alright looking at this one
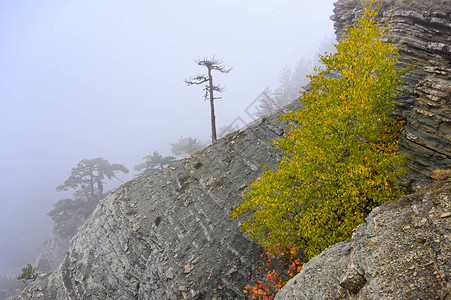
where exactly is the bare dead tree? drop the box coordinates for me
[185,57,231,143]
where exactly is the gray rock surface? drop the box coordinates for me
[35,211,90,273]
[9,102,299,300]
[332,0,451,189]
[34,231,72,274]
[276,178,451,299]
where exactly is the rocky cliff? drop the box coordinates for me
[275,1,451,299]
[35,231,73,274]
[10,0,450,299]
[276,178,451,300]
[9,102,297,300]
[35,204,96,273]
[332,0,451,189]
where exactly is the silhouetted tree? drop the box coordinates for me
[134,151,176,176]
[47,198,99,236]
[57,158,128,200]
[170,136,206,157]
[185,57,231,143]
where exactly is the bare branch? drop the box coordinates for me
[184,74,208,86]
[195,56,231,73]
[213,84,225,93]
[213,65,232,73]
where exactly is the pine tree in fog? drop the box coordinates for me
[170,136,206,157]
[134,151,176,176]
[57,158,129,200]
[185,57,231,143]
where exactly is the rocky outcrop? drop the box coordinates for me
[9,1,450,299]
[276,178,451,299]
[36,206,94,273]
[9,102,298,300]
[35,231,73,273]
[274,2,451,298]
[332,0,451,189]
[35,197,101,273]
[277,2,451,298]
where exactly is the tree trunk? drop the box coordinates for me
[208,67,217,143]
[96,177,103,200]
[89,170,95,198]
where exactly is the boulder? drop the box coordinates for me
[276,178,451,299]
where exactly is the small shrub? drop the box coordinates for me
[17,264,39,285]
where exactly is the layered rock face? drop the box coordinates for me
[9,102,297,300]
[332,0,451,188]
[36,209,92,273]
[275,1,451,298]
[35,231,74,274]
[276,178,451,299]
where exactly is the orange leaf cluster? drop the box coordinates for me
[243,246,304,299]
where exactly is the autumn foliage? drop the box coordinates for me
[231,0,407,273]
[243,246,302,299]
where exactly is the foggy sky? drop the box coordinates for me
[0,0,336,276]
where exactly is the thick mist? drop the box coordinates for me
[0,0,335,278]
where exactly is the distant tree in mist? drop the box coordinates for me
[47,198,98,236]
[255,87,278,117]
[254,36,335,117]
[312,36,337,69]
[56,158,129,200]
[292,57,313,91]
[185,57,231,143]
[255,65,309,117]
[274,66,299,104]
[218,124,240,139]
[170,136,206,157]
[254,70,299,117]
[134,151,176,176]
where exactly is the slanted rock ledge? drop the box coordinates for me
[276,178,451,300]
[9,102,299,300]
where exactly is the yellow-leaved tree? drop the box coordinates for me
[231,1,407,261]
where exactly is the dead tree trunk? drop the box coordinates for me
[207,67,217,143]
[185,57,231,144]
